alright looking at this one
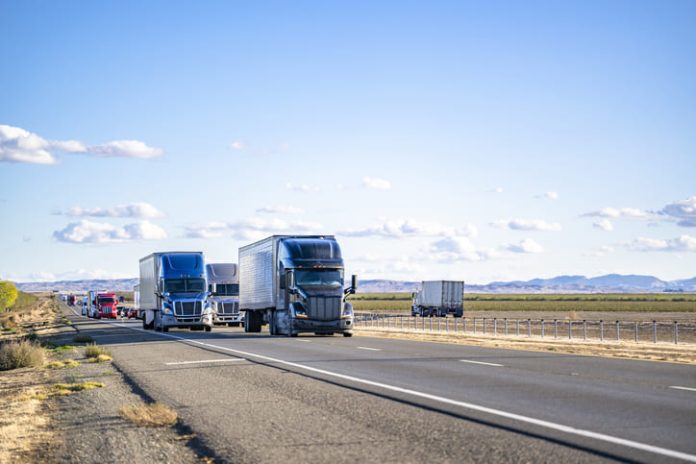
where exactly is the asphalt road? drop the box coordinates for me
[64,307,696,464]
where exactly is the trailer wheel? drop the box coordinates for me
[162,326,169,333]
[343,332,353,337]
[204,326,211,332]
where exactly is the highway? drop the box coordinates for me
[64,307,696,463]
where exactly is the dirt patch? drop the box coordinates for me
[356,328,696,364]
[120,403,178,427]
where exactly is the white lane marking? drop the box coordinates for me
[165,359,244,366]
[460,359,504,367]
[357,346,381,351]
[75,310,696,463]
[669,385,696,392]
[295,339,311,343]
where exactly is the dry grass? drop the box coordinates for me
[84,344,110,359]
[46,359,80,369]
[119,403,178,427]
[0,341,46,371]
[50,381,104,396]
[73,334,94,344]
[87,354,112,363]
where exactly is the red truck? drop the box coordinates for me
[96,292,118,319]
[67,295,77,306]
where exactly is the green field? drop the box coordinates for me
[348,293,696,313]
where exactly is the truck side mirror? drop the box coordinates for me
[287,271,296,293]
[351,274,358,294]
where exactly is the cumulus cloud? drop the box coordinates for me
[626,235,696,252]
[286,182,320,193]
[581,207,652,219]
[593,219,614,232]
[256,205,304,215]
[0,124,162,164]
[362,177,392,190]
[339,219,478,239]
[428,237,497,262]
[658,196,696,227]
[62,202,164,219]
[535,191,559,200]
[501,239,544,254]
[491,218,562,232]
[53,220,167,243]
[184,217,323,241]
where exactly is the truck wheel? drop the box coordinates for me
[204,326,211,332]
[162,326,169,333]
[343,332,353,337]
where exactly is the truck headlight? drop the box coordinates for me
[162,303,173,315]
[342,302,353,319]
[291,302,308,319]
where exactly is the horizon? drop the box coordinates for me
[1,1,695,283]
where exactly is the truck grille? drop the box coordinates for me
[175,301,202,316]
[218,302,239,315]
[307,297,341,321]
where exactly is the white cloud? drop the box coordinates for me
[626,235,696,252]
[184,217,323,241]
[491,218,562,232]
[53,220,167,243]
[659,196,696,227]
[535,191,559,200]
[593,219,614,232]
[501,239,544,254]
[489,187,504,194]
[429,237,493,262]
[584,245,615,257]
[0,124,162,164]
[362,177,392,190]
[256,205,304,215]
[229,141,245,150]
[339,219,478,239]
[64,202,164,219]
[286,182,320,193]
[582,207,652,219]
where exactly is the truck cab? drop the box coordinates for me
[97,292,118,319]
[206,263,242,326]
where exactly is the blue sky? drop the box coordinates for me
[1,0,695,283]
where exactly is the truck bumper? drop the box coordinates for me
[291,318,353,334]
[161,314,213,329]
[213,313,244,324]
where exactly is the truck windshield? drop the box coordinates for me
[98,297,115,305]
[295,270,343,289]
[163,278,206,293]
[214,284,239,296]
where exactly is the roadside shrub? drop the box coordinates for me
[0,340,46,370]
[51,381,104,396]
[88,353,112,363]
[46,359,80,369]
[84,344,110,359]
[119,403,177,427]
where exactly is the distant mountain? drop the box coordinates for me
[12,274,696,294]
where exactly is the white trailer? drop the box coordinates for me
[412,280,464,317]
[206,263,242,326]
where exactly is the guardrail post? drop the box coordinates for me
[463,317,467,333]
[400,316,404,331]
[473,318,477,334]
[504,318,508,335]
[516,319,520,336]
[634,321,638,343]
[554,319,558,339]
[483,318,487,335]
[652,320,657,343]
[616,320,620,341]
[583,320,587,340]
[494,318,497,336]
[527,319,531,337]
[454,317,458,333]
[674,321,679,345]
[422,316,425,332]
[600,320,604,341]
[437,318,441,332]
[446,317,449,333]
[430,317,433,332]
[568,320,572,339]
[541,319,545,338]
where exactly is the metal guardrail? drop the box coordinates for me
[353,313,693,345]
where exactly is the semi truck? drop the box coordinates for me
[96,292,118,319]
[239,235,357,337]
[206,263,243,326]
[139,251,213,332]
[411,280,464,317]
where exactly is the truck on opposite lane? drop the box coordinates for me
[239,235,357,336]
[411,280,464,317]
[139,252,213,332]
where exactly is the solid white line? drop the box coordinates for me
[357,346,382,351]
[79,311,696,463]
[165,359,244,366]
[460,359,504,367]
[295,339,311,342]
[669,385,696,392]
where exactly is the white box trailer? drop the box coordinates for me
[412,280,464,317]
